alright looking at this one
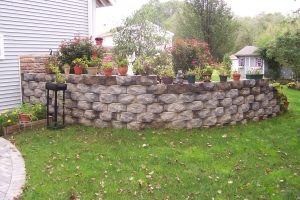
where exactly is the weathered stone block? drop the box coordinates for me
[91,85,106,94]
[187,118,202,129]
[168,103,186,112]
[203,117,217,126]
[255,109,264,117]
[231,81,243,89]
[77,84,91,93]
[217,114,232,124]
[85,93,99,102]
[232,96,244,105]
[273,105,280,113]
[260,100,269,109]
[226,89,239,98]
[202,82,217,91]
[39,96,47,105]
[105,76,117,85]
[159,112,177,122]
[243,79,256,87]
[197,109,211,118]
[146,84,167,94]
[29,96,38,104]
[232,113,243,121]
[44,74,53,82]
[179,93,195,102]
[118,112,135,122]
[66,83,77,93]
[65,99,77,108]
[35,73,46,82]
[137,112,155,122]
[78,118,93,126]
[127,85,147,94]
[239,88,250,96]
[136,75,157,85]
[251,87,260,95]
[203,99,219,109]
[252,117,259,122]
[219,98,232,107]
[264,107,273,115]
[260,86,269,94]
[177,111,193,120]
[212,90,226,100]
[24,88,35,96]
[38,82,46,90]
[269,99,277,107]
[92,102,108,111]
[24,73,36,81]
[187,83,204,93]
[251,102,260,111]
[28,81,38,90]
[245,110,254,119]
[77,101,92,110]
[245,95,254,104]
[100,94,117,103]
[238,104,250,113]
[84,110,97,119]
[116,75,136,86]
[217,82,232,90]
[108,103,127,112]
[256,78,269,86]
[158,94,177,104]
[255,94,265,102]
[167,84,188,94]
[100,111,113,121]
[166,120,186,129]
[213,107,224,117]
[225,105,237,115]
[106,85,126,94]
[94,119,110,128]
[266,92,273,100]
[34,89,44,97]
[195,91,211,101]
[71,92,85,101]
[147,103,164,113]
[65,115,78,124]
[127,122,142,130]
[118,94,135,104]
[111,121,126,128]
[67,74,83,84]
[137,94,155,104]
[186,101,203,110]
[127,104,146,113]
[71,108,84,118]
[82,75,104,85]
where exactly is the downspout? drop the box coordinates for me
[88,0,95,38]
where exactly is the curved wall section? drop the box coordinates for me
[22,74,280,130]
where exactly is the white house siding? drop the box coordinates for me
[0,0,90,112]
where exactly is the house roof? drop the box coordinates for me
[96,0,115,7]
[234,46,259,57]
[230,55,237,60]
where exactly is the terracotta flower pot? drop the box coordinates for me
[64,67,70,75]
[118,66,128,76]
[19,113,30,122]
[232,73,241,81]
[87,67,97,75]
[162,77,173,84]
[74,66,83,75]
[103,68,113,76]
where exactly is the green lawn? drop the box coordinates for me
[9,87,300,200]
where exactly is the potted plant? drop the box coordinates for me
[62,64,70,75]
[17,103,34,122]
[232,70,241,81]
[72,58,88,75]
[158,66,175,84]
[133,58,146,75]
[217,66,229,82]
[86,55,100,75]
[246,68,264,79]
[117,58,129,76]
[202,65,214,82]
[185,68,197,84]
[101,62,114,76]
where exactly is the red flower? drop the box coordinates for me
[191,60,196,65]
[93,54,97,58]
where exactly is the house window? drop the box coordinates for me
[239,57,244,66]
[0,35,4,59]
[256,58,262,67]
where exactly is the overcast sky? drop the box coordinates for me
[96,0,300,34]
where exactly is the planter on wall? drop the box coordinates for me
[162,77,173,84]
[246,74,264,79]
[187,75,196,83]
[202,72,212,82]
[232,73,241,81]
[118,66,128,76]
[74,66,83,75]
[103,68,113,76]
[219,75,227,82]
[87,67,97,75]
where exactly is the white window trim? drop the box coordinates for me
[0,35,4,59]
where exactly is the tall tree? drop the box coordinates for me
[175,0,238,61]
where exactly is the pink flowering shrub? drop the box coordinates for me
[170,38,213,72]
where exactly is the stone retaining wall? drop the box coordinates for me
[22,73,280,130]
